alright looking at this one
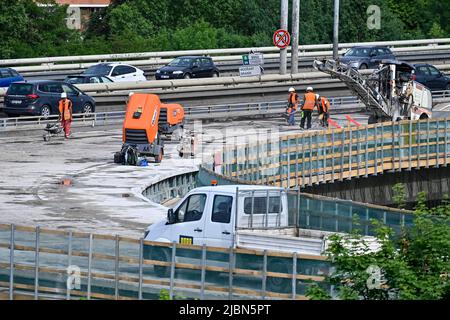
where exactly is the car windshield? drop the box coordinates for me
[84,64,112,75]
[344,48,371,57]
[7,83,33,95]
[168,58,193,67]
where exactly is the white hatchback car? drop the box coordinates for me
[83,63,147,82]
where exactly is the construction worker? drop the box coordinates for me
[59,92,73,139]
[318,95,331,127]
[299,86,318,130]
[286,87,299,126]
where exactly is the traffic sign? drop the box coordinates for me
[249,53,264,66]
[273,29,290,49]
[239,65,262,77]
[242,54,250,65]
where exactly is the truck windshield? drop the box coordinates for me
[243,196,281,214]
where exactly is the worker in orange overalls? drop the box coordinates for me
[318,95,331,127]
[286,87,299,126]
[59,92,73,139]
[299,86,318,130]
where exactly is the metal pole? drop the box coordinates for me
[114,235,120,300]
[138,238,144,300]
[228,246,234,300]
[280,0,289,75]
[262,250,267,299]
[333,0,340,60]
[34,226,40,300]
[87,234,93,300]
[66,231,72,300]
[250,190,255,228]
[200,244,206,300]
[9,224,15,300]
[265,190,270,228]
[169,242,176,300]
[292,252,297,299]
[291,0,300,74]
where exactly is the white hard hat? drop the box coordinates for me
[129,91,134,97]
[288,87,295,92]
[61,92,67,99]
[306,86,313,91]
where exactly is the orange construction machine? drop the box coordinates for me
[159,103,185,135]
[114,93,186,165]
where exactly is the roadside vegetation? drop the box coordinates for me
[1,0,449,59]
[306,191,450,300]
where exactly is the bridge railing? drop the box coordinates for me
[0,223,330,300]
[217,118,450,189]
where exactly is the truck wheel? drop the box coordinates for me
[146,247,171,278]
[155,149,164,163]
[267,259,291,293]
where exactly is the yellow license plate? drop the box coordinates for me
[179,236,193,245]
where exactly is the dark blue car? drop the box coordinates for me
[413,63,450,91]
[339,46,396,70]
[0,68,24,89]
[156,56,220,80]
[3,80,96,118]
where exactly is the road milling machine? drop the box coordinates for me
[313,59,432,123]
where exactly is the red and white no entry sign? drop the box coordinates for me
[273,29,291,49]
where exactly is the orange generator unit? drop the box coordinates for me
[114,93,164,164]
[159,103,185,135]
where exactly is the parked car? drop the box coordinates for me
[155,56,220,80]
[82,63,146,82]
[64,74,114,85]
[0,68,24,88]
[3,80,96,118]
[339,46,396,70]
[412,63,450,91]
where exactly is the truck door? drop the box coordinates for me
[203,194,234,248]
[170,192,209,245]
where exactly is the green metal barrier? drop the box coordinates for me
[0,224,330,300]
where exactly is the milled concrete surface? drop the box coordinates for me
[0,114,368,237]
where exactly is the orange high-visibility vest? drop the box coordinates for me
[59,99,73,120]
[302,92,316,110]
[288,92,298,111]
[320,97,330,113]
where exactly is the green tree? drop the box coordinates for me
[392,183,407,209]
[307,197,450,300]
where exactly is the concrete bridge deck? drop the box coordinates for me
[2,115,364,237]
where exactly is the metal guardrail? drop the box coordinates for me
[0,95,370,132]
[0,223,330,300]
[2,91,450,132]
[9,45,450,75]
[1,38,448,67]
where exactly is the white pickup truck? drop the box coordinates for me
[143,185,328,291]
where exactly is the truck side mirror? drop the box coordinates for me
[167,208,177,224]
